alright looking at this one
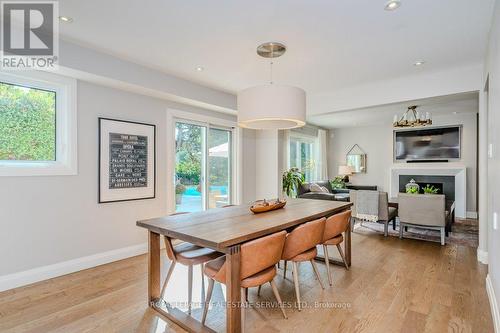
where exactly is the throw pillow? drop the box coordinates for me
[310,183,329,193]
[320,186,330,193]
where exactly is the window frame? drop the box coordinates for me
[166,108,241,214]
[0,71,77,176]
[288,132,317,182]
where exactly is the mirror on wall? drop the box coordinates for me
[346,144,366,173]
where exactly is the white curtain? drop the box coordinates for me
[315,129,328,181]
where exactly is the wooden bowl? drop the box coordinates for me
[250,199,287,214]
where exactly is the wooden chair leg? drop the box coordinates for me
[392,218,397,230]
[200,263,205,303]
[323,245,332,286]
[292,262,301,311]
[270,279,288,319]
[336,244,349,270]
[257,285,262,296]
[310,260,325,289]
[160,260,176,300]
[283,260,288,279]
[201,278,215,325]
[188,265,193,314]
[241,288,246,333]
[245,287,249,301]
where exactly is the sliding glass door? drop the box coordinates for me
[208,127,231,209]
[174,120,232,212]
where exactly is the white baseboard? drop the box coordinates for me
[478,248,489,264]
[487,274,500,333]
[0,243,149,292]
[466,211,478,219]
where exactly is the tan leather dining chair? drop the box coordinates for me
[201,231,288,327]
[161,212,224,315]
[321,210,352,286]
[281,217,326,311]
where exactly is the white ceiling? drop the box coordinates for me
[58,0,494,113]
[308,92,478,128]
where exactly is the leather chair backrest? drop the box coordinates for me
[240,230,286,280]
[281,218,326,260]
[214,231,287,282]
[323,210,352,242]
[398,193,446,227]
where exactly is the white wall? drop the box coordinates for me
[241,128,257,203]
[484,0,500,329]
[255,130,280,199]
[0,79,245,286]
[328,113,478,214]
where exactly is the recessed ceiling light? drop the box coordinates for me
[59,16,73,23]
[384,0,401,11]
[414,60,425,66]
[195,66,204,72]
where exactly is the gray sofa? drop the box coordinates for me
[297,181,377,201]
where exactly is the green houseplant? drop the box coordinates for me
[175,183,187,204]
[282,168,305,198]
[330,176,347,189]
[422,184,439,194]
[406,186,419,194]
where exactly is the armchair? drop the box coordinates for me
[398,193,447,245]
[350,191,397,236]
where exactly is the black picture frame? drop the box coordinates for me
[98,117,156,203]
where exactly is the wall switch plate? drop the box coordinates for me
[488,144,494,158]
[494,212,498,230]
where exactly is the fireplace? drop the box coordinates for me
[399,175,455,201]
[390,167,466,218]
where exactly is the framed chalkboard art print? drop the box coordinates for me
[98,118,156,203]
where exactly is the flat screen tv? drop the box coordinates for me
[394,125,461,161]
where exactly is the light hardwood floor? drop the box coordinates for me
[0,230,493,333]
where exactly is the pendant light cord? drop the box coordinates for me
[270,61,274,85]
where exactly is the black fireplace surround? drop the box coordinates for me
[399,175,455,201]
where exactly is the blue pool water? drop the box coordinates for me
[184,185,228,196]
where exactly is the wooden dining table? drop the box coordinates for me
[137,198,352,333]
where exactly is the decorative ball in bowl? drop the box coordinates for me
[250,199,287,214]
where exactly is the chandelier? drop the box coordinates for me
[393,105,432,128]
[237,42,306,130]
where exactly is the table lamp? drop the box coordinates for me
[338,165,354,183]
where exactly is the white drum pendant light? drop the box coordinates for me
[237,42,306,130]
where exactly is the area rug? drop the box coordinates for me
[353,218,478,247]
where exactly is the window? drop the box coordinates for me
[174,120,233,212]
[0,82,56,161]
[0,71,77,176]
[289,134,316,181]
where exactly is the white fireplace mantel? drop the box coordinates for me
[390,166,467,218]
